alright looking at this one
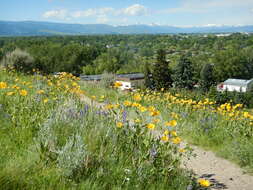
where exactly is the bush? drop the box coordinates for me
[1,49,35,73]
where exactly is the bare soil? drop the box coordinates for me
[183,144,253,190]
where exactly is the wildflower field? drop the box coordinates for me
[0,69,213,190]
[82,81,253,174]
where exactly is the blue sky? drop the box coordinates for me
[1,0,253,26]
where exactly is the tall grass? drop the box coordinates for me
[0,69,200,190]
[81,82,253,173]
[128,90,253,173]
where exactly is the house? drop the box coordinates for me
[115,73,145,91]
[217,79,253,92]
[80,73,145,90]
[80,75,102,82]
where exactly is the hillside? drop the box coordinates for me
[1,21,253,36]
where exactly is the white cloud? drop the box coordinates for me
[41,4,149,25]
[71,4,148,19]
[72,7,114,18]
[96,15,109,23]
[120,4,148,16]
[163,0,253,14]
[43,9,68,19]
[72,9,96,18]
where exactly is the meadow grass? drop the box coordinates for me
[0,70,201,190]
[81,83,253,174]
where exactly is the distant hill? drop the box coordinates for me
[0,21,253,36]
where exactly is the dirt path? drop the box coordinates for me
[183,145,253,190]
[79,94,253,190]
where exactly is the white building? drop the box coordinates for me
[217,79,253,92]
[118,81,132,90]
[115,73,145,91]
[80,73,145,91]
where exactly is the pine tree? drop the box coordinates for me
[200,63,215,92]
[143,63,153,89]
[152,49,172,90]
[173,55,194,89]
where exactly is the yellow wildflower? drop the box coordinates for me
[146,123,155,130]
[123,101,132,107]
[148,106,156,112]
[19,90,28,96]
[198,179,211,187]
[133,93,142,101]
[6,91,15,96]
[116,122,123,128]
[139,106,147,112]
[132,102,141,108]
[161,135,169,142]
[37,90,45,94]
[165,120,177,127]
[172,137,181,144]
[114,81,122,88]
[12,85,20,89]
[150,110,160,117]
[243,112,250,118]
[171,112,179,119]
[43,99,49,103]
[134,119,141,123]
[0,82,7,89]
[163,130,169,135]
[105,104,114,110]
[72,82,78,87]
[171,131,177,136]
[179,148,186,153]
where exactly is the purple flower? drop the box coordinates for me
[150,145,157,160]
[122,110,127,123]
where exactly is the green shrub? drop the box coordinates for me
[1,49,35,73]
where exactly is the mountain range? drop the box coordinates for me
[1,21,253,36]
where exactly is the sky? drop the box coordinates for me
[1,0,253,26]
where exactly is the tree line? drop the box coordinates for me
[0,33,253,89]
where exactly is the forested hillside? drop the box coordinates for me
[1,21,253,36]
[1,33,253,82]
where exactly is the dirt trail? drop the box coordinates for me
[79,94,253,190]
[183,144,253,190]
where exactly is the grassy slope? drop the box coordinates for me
[0,71,196,190]
[81,82,253,174]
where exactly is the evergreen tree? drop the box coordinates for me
[208,86,218,100]
[200,63,215,92]
[143,63,153,89]
[152,49,172,90]
[173,55,194,89]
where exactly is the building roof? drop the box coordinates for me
[117,73,144,80]
[80,73,144,81]
[223,79,253,87]
[80,75,102,81]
